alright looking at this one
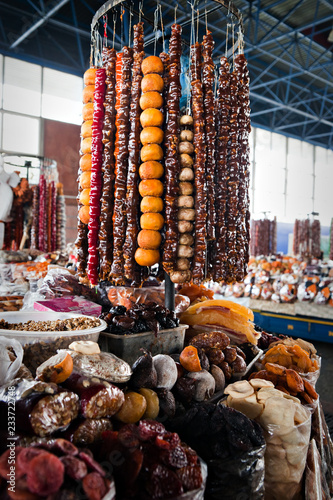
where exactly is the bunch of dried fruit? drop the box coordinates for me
[99,420,203,499]
[250,362,318,405]
[262,343,319,373]
[189,331,247,380]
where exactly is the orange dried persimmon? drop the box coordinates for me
[179,346,201,372]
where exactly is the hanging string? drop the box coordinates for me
[225,23,229,57]
[238,25,244,54]
[129,3,133,47]
[120,6,125,48]
[232,22,235,70]
[187,0,195,114]
[196,9,199,44]
[113,12,116,49]
[159,4,165,53]
[139,1,143,23]
[153,5,159,56]
[205,5,208,34]
[174,3,178,24]
[103,14,108,49]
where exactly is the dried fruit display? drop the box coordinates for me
[75,22,251,286]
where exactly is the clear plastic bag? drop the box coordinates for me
[304,439,324,500]
[260,400,311,500]
[106,286,190,315]
[0,336,23,385]
[311,400,333,498]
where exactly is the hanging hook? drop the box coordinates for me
[159,4,165,53]
[153,5,159,56]
[113,12,117,49]
[103,14,108,48]
[139,1,144,23]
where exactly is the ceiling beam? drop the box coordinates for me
[10,0,70,49]
[250,91,333,128]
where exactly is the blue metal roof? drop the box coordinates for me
[0,0,332,149]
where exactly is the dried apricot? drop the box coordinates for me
[179,346,201,372]
[140,196,163,213]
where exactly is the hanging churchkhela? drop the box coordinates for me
[75,10,251,287]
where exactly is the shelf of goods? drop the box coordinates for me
[0,298,332,499]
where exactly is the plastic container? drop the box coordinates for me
[99,324,188,365]
[0,311,106,373]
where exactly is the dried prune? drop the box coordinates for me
[196,347,210,371]
[223,346,237,364]
[176,464,202,491]
[109,305,127,316]
[231,355,247,373]
[131,350,157,389]
[206,348,225,365]
[220,361,232,380]
[156,389,176,419]
[173,377,196,404]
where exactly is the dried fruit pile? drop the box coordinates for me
[168,403,265,499]
[99,419,204,499]
[101,301,179,335]
[0,438,113,500]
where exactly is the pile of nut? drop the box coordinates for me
[0,317,101,332]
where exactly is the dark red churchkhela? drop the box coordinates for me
[202,31,216,243]
[123,23,145,284]
[99,47,117,281]
[225,70,240,282]
[213,57,230,282]
[234,53,251,278]
[87,68,106,286]
[191,42,207,284]
[162,24,182,275]
[30,185,39,249]
[111,47,133,284]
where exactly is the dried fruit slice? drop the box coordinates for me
[179,346,201,372]
[224,380,254,399]
[36,351,73,384]
[68,341,100,355]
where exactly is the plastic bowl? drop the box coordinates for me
[0,311,107,374]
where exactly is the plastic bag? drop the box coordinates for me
[260,399,311,500]
[21,268,107,310]
[106,286,190,315]
[304,439,324,500]
[168,403,266,500]
[0,336,23,385]
[300,354,321,387]
[311,400,333,498]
